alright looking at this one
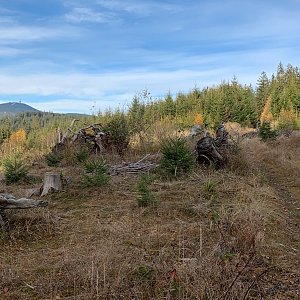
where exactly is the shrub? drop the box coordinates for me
[3,156,28,184]
[136,174,157,207]
[278,109,297,130]
[75,148,89,163]
[160,137,194,177]
[102,112,130,155]
[45,152,62,167]
[259,122,276,140]
[82,158,110,187]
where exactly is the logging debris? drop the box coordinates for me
[54,119,129,155]
[109,161,159,175]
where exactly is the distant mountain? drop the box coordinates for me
[0,102,91,120]
[0,102,39,117]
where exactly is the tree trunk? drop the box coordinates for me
[41,172,62,196]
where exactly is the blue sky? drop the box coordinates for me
[0,0,299,114]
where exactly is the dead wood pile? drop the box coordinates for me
[109,161,158,175]
[55,119,106,154]
[54,119,129,156]
[108,154,158,175]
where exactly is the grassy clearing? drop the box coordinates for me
[0,131,299,299]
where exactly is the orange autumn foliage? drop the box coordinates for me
[260,96,273,123]
[9,128,27,144]
[194,113,204,125]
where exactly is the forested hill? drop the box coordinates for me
[0,102,39,117]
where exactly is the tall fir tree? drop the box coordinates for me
[256,71,270,114]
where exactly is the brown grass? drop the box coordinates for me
[0,131,299,299]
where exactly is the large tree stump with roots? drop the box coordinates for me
[41,172,62,196]
[196,123,230,169]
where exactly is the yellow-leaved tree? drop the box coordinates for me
[260,96,273,124]
[194,113,204,125]
[9,128,27,144]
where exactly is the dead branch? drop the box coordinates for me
[242,268,269,300]
[221,253,255,300]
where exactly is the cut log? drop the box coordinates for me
[41,172,62,196]
[0,194,48,209]
[0,193,48,231]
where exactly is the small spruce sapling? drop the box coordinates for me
[136,174,157,207]
[82,158,110,187]
[160,137,194,178]
[3,155,28,184]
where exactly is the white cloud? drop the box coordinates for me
[26,94,134,114]
[64,7,116,23]
[0,46,30,56]
[0,45,298,102]
[96,0,180,15]
[0,67,228,98]
[0,25,79,45]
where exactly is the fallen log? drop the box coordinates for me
[0,194,48,209]
[0,193,48,231]
[54,119,105,154]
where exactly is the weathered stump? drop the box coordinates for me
[196,135,223,167]
[196,124,229,169]
[41,172,62,196]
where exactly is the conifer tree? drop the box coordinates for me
[128,96,145,134]
[256,71,270,114]
[164,92,176,117]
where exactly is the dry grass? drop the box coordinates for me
[0,132,299,299]
[242,132,300,273]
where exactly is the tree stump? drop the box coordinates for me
[41,172,62,196]
[196,135,223,166]
[195,124,230,169]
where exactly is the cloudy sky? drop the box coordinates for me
[0,0,299,113]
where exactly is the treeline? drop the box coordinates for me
[0,63,299,154]
[0,112,92,145]
[124,62,300,130]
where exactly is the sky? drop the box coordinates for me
[0,0,299,114]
